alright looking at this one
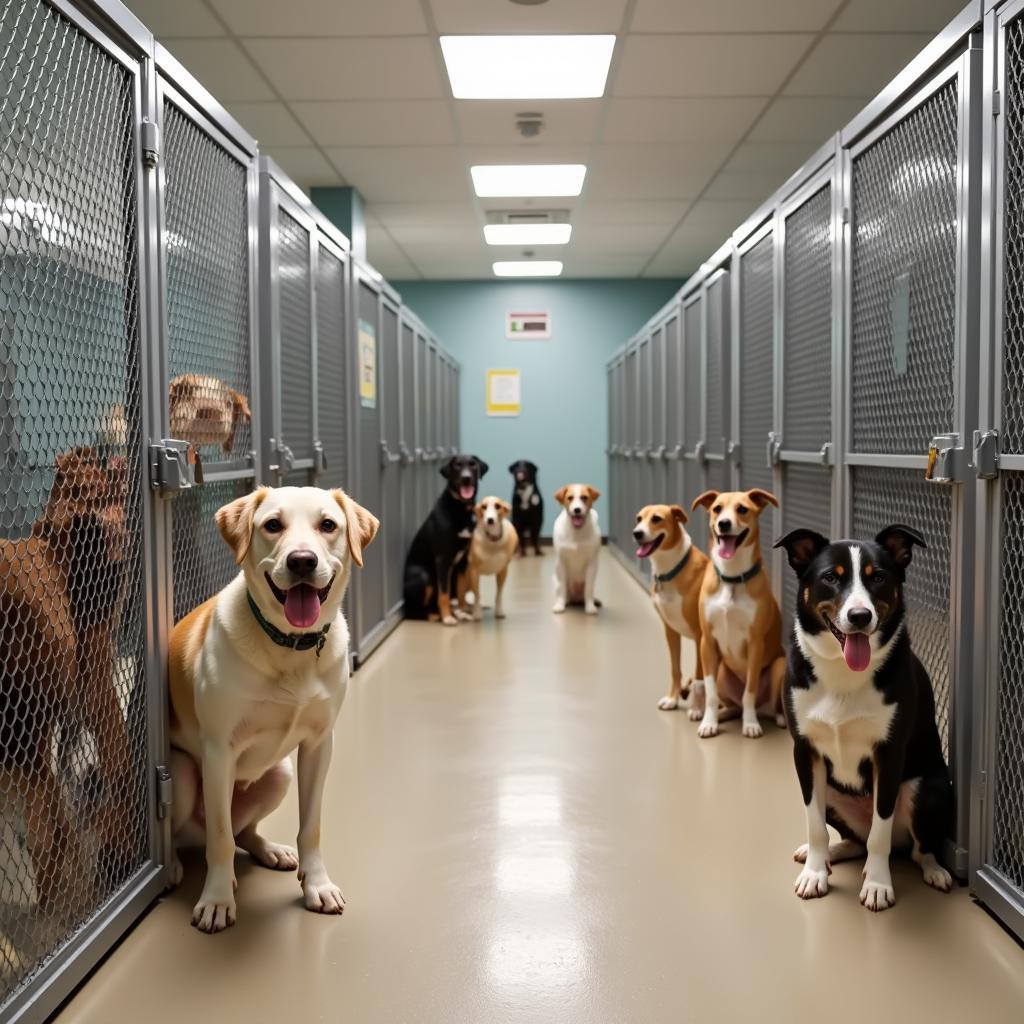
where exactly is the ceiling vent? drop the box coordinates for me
[487,210,569,225]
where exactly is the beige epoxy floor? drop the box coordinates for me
[62,551,1024,1024]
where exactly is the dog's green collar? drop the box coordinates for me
[246,590,331,657]
[654,546,692,585]
[715,560,762,585]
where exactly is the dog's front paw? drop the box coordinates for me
[687,706,704,721]
[696,712,719,738]
[442,615,458,626]
[795,864,830,899]
[455,608,473,622]
[921,861,953,893]
[191,881,237,933]
[552,602,566,614]
[584,602,598,615]
[658,695,684,711]
[301,874,346,915]
[249,838,298,871]
[742,716,763,739]
[859,876,896,912]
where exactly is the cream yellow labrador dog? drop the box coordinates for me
[168,485,378,933]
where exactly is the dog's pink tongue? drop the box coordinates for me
[637,541,655,558]
[843,633,871,672]
[284,584,321,629]
[717,534,738,559]
[460,484,475,501]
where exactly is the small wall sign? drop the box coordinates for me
[358,319,377,408]
[507,311,550,339]
[487,369,521,417]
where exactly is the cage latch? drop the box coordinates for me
[924,434,965,484]
[269,439,294,475]
[727,440,740,464]
[149,439,203,495]
[818,442,833,466]
[141,119,160,169]
[380,441,401,468]
[766,431,782,468]
[399,442,415,466]
[155,764,172,820]
[693,440,707,464]
[664,443,682,462]
[972,430,999,480]
[313,440,327,473]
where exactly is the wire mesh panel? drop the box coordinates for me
[277,210,313,469]
[400,321,418,556]
[738,233,775,499]
[849,81,959,455]
[651,326,667,501]
[683,299,706,547]
[624,346,639,565]
[663,316,682,504]
[416,331,431,522]
[780,463,832,638]
[1,0,152,1007]
[705,279,726,458]
[315,242,346,490]
[850,467,952,756]
[381,302,402,619]
[162,93,252,620]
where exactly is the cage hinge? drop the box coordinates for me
[141,119,160,168]
[269,438,295,475]
[766,431,782,468]
[924,434,966,484]
[155,764,172,820]
[149,440,203,495]
[313,440,327,473]
[993,89,1001,118]
[972,429,999,480]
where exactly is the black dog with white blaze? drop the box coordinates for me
[774,525,953,912]
[508,460,543,556]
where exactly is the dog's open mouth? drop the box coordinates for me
[571,512,586,528]
[459,482,476,501]
[636,534,664,559]
[715,528,748,560]
[265,572,334,629]
[824,614,872,673]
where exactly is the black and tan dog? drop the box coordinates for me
[775,525,953,912]
[508,460,543,556]
[403,454,488,625]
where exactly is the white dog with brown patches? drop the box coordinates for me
[168,485,378,933]
[552,483,602,615]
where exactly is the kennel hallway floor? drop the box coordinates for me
[61,551,1024,1023]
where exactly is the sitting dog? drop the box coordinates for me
[633,504,709,711]
[403,455,488,626]
[168,485,378,933]
[690,489,786,738]
[508,460,543,556]
[458,496,518,621]
[775,525,953,912]
[552,484,602,615]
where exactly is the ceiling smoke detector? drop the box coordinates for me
[516,112,544,138]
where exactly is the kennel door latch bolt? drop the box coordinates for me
[972,430,999,480]
[924,434,966,484]
[149,440,203,495]
[156,764,173,820]
[141,119,160,169]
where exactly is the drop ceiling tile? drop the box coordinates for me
[587,142,730,199]
[370,203,480,229]
[430,0,628,34]
[455,101,602,146]
[366,232,421,280]
[464,144,592,167]
[160,39,274,101]
[387,225,484,247]
[226,102,311,146]
[243,38,444,100]
[750,96,865,141]
[784,33,933,97]
[603,97,766,143]
[583,199,690,224]
[614,34,815,98]
[564,253,650,277]
[646,197,758,274]
[833,0,966,33]
[632,0,841,33]
[265,146,344,189]
[703,167,793,201]
[325,146,469,202]
[726,140,822,173]
[124,0,224,36]
[292,100,454,146]
[210,0,427,35]
[417,254,493,280]
[572,221,672,252]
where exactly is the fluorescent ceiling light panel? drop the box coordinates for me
[472,164,586,198]
[493,260,563,277]
[441,35,615,99]
[484,223,572,246]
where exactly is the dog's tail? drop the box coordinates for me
[403,565,435,619]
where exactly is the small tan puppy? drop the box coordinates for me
[458,496,519,621]
[691,489,786,739]
[168,485,378,933]
[632,504,709,711]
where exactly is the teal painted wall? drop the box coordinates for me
[394,279,681,535]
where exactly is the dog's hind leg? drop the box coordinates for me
[235,758,298,872]
[494,567,508,619]
[658,623,685,711]
[909,775,954,893]
[168,749,200,887]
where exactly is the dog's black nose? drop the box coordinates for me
[717,518,732,534]
[847,607,872,630]
[287,549,318,576]
[633,528,645,540]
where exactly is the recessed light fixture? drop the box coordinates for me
[440,35,615,99]
[472,164,586,198]
[484,223,572,246]
[493,260,563,277]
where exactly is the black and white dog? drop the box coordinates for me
[509,460,543,556]
[774,525,953,912]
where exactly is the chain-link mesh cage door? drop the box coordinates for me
[1,0,152,1005]
[381,303,402,618]
[650,326,666,503]
[400,321,418,556]
[664,316,683,507]
[316,243,346,491]
[683,299,706,548]
[161,95,253,622]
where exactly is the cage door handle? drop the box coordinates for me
[313,441,327,473]
[150,440,203,495]
[380,441,401,468]
[766,432,782,468]
[924,434,965,484]
[399,442,415,466]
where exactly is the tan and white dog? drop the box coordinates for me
[458,496,518,621]
[168,485,378,933]
[690,489,786,739]
[552,484,602,615]
[632,504,709,711]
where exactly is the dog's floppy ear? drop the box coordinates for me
[333,489,380,569]
[554,486,569,506]
[508,462,518,474]
[215,487,270,565]
[774,529,830,577]
[691,490,719,512]
[497,499,512,517]
[527,461,538,474]
[747,488,779,511]
[875,524,926,570]
[669,504,688,524]
[222,388,252,453]
[474,499,486,520]
[473,456,489,478]
[439,456,454,479]
[586,485,601,503]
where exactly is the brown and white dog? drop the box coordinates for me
[552,484,602,615]
[690,489,786,739]
[632,504,709,711]
[168,485,378,933]
[458,496,518,621]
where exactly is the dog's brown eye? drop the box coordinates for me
[320,518,337,533]
[652,515,663,524]
[737,505,748,515]
[822,570,838,585]
[712,505,722,514]
[264,518,283,533]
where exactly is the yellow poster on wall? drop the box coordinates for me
[358,319,377,408]
[486,369,521,417]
